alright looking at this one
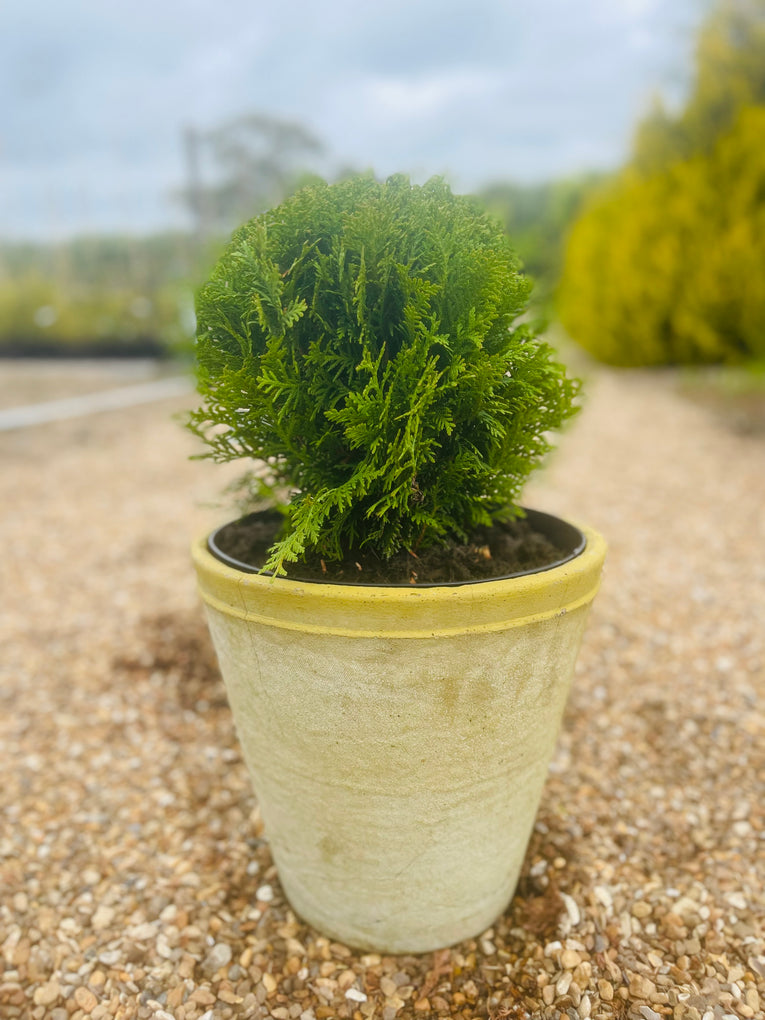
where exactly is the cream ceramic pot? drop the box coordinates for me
[192,512,606,953]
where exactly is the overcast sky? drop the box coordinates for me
[1,0,708,240]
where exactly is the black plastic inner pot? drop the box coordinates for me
[207,508,586,588]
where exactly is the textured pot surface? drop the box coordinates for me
[192,517,606,953]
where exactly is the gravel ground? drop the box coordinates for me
[0,363,763,1020]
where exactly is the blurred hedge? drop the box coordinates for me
[0,274,193,357]
[0,234,199,357]
[558,106,765,366]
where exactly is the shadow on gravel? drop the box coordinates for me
[511,876,566,940]
[112,608,227,712]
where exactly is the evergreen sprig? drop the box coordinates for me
[188,174,580,574]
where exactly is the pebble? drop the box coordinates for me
[74,986,99,1013]
[598,979,615,1001]
[191,988,216,1006]
[556,971,573,995]
[594,886,614,911]
[561,949,581,969]
[560,892,581,926]
[91,906,115,931]
[202,942,232,974]
[380,977,398,997]
[33,979,61,1006]
[98,950,121,966]
[262,971,278,993]
[630,975,656,1000]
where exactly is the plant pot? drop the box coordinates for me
[191,510,606,953]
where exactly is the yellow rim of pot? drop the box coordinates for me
[192,519,606,640]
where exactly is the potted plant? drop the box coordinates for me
[188,174,606,953]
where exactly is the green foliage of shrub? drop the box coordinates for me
[558,107,765,366]
[188,174,580,573]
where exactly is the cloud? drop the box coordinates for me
[364,69,503,121]
[0,0,704,237]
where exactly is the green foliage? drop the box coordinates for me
[560,0,765,367]
[0,234,197,355]
[633,0,765,173]
[558,107,765,366]
[189,174,580,573]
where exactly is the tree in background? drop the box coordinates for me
[559,0,765,366]
[633,0,765,173]
[182,114,326,241]
[476,175,601,309]
[0,112,330,356]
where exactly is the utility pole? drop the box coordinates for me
[182,126,207,246]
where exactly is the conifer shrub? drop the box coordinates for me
[188,174,580,574]
[558,107,765,367]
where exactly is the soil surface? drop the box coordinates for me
[212,510,573,585]
[0,361,763,1020]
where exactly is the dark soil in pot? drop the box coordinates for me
[209,509,585,586]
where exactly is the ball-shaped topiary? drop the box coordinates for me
[188,174,580,574]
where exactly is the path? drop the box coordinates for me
[0,366,762,1019]
[0,376,193,431]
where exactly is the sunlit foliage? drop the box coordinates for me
[559,107,765,366]
[633,0,765,173]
